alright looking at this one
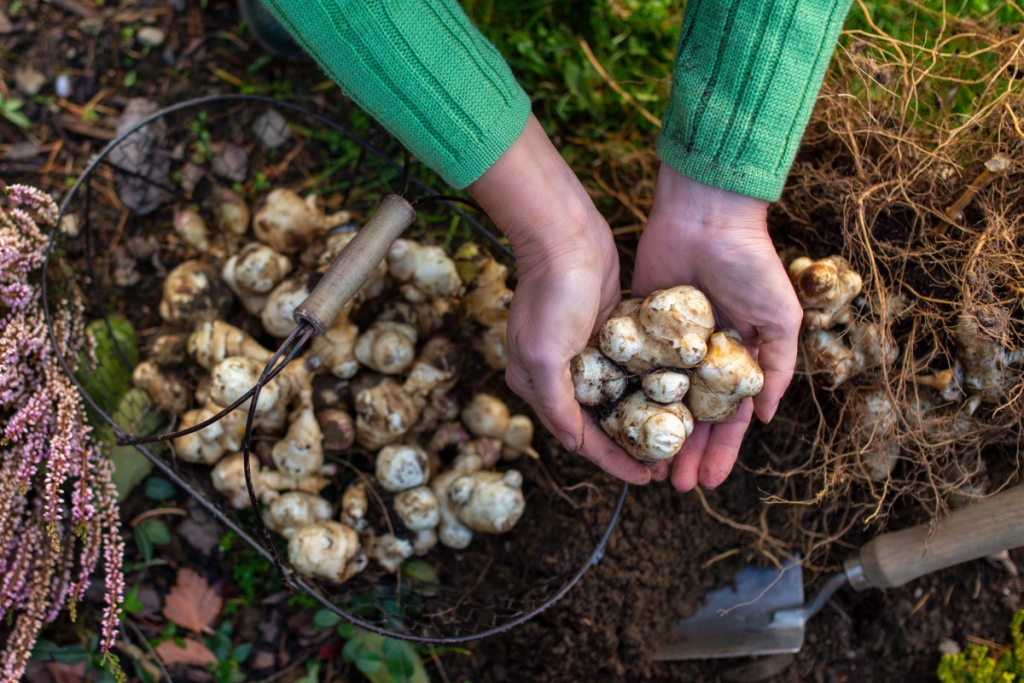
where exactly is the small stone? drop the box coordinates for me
[14,65,46,96]
[211,143,248,183]
[136,26,166,47]
[55,73,71,99]
[938,638,961,656]
[176,498,222,558]
[178,161,204,193]
[60,214,80,238]
[253,109,291,149]
[7,140,40,161]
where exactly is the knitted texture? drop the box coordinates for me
[657,0,852,201]
[260,0,531,189]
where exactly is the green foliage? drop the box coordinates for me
[77,316,137,414]
[31,636,122,683]
[938,611,1024,683]
[339,625,429,683]
[97,388,166,500]
[0,94,31,128]
[218,531,281,616]
[142,477,176,501]
[207,621,252,683]
[133,517,171,563]
[465,0,682,132]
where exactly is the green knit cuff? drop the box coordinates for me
[260,0,531,189]
[657,0,852,202]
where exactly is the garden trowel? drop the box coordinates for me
[656,482,1024,660]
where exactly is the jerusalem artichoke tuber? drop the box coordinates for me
[601,391,694,463]
[132,359,189,414]
[686,330,764,423]
[253,188,350,254]
[788,255,863,329]
[430,453,483,549]
[288,521,367,584]
[354,361,453,449]
[261,277,310,338]
[354,321,418,375]
[376,444,432,492]
[174,208,210,253]
[158,260,233,326]
[387,239,462,303]
[448,469,525,535]
[222,243,293,315]
[265,491,332,538]
[307,304,360,379]
[599,286,715,373]
[188,320,273,370]
[642,369,690,404]
[215,187,250,235]
[571,346,628,406]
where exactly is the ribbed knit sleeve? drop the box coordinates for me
[259,0,532,189]
[656,0,852,201]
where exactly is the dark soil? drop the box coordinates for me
[4,1,1021,682]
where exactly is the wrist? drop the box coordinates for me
[468,115,604,262]
[649,163,769,242]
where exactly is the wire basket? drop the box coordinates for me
[42,95,626,643]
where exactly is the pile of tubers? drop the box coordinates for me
[570,286,765,464]
[785,252,1024,482]
[135,188,532,584]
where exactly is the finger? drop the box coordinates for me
[671,421,710,492]
[577,409,653,485]
[649,460,671,482]
[752,294,803,424]
[697,399,754,489]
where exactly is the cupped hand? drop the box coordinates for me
[468,115,652,485]
[632,164,803,491]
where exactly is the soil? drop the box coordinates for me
[4,1,1022,682]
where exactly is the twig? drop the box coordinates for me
[578,39,662,128]
[936,154,1012,233]
[124,618,172,683]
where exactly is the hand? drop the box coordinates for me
[468,115,653,485]
[632,164,803,491]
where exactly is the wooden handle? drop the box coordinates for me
[847,483,1024,590]
[294,194,415,336]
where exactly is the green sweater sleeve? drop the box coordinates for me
[656,0,852,201]
[259,0,531,189]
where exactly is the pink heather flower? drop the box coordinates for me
[0,185,125,682]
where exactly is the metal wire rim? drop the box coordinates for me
[41,94,628,643]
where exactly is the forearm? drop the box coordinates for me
[657,0,853,201]
[260,0,531,189]
[467,116,600,259]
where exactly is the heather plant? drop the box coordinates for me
[0,185,125,681]
[938,611,1024,683]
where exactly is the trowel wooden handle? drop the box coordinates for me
[846,483,1024,590]
[294,194,415,336]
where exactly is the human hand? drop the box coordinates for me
[468,115,653,485]
[632,164,803,491]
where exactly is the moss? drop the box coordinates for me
[938,611,1024,683]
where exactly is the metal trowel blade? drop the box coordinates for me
[654,557,805,660]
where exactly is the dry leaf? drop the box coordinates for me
[162,567,222,634]
[155,638,219,667]
[43,661,87,683]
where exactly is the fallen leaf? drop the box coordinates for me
[43,661,87,683]
[162,568,222,634]
[155,638,219,667]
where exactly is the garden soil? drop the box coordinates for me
[4,2,1022,682]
